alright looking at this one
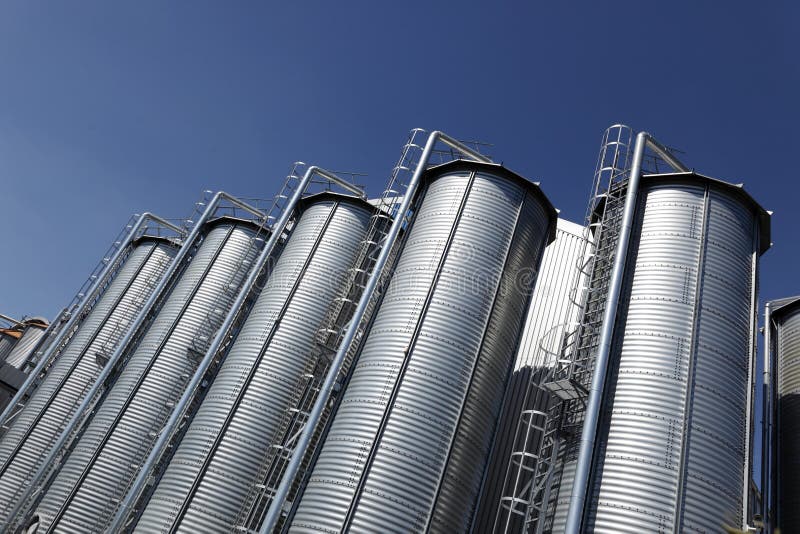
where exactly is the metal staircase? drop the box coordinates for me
[494,124,634,534]
[493,124,689,534]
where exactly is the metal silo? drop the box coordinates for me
[0,314,24,361]
[764,297,800,533]
[23,215,265,533]
[473,218,589,533]
[289,159,557,533]
[0,235,178,527]
[490,126,770,534]
[3,318,49,370]
[0,317,25,414]
[0,329,18,363]
[132,192,373,533]
[569,172,769,533]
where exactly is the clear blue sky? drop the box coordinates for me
[0,0,796,490]
[1,1,796,319]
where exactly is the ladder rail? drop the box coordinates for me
[494,125,633,533]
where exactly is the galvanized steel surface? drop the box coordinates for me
[774,302,800,531]
[511,220,588,373]
[472,218,587,533]
[0,240,177,527]
[135,196,372,533]
[31,221,262,533]
[547,179,760,533]
[4,321,48,370]
[0,332,18,362]
[290,168,554,533]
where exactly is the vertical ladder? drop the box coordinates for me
[4,217,187,533]
[94,250,175,369]
[494,125,634,534]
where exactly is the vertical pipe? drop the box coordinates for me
[0,213,181,428]
[563,131,648,534]
[107,166,357,532]
[742,225,759,531]
[259,130,489,534]
[564,131,689,533]
[763,302,772,533]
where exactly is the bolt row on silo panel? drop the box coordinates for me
[546,173,769,534]
[471,218,588,533]
[134,193,373,534]
[0,237,178,528]
[769,298,800,532]
[3,318,49,370]
[27,217,265,534]
[289,160,557,534]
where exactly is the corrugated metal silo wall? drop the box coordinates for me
[471,218,587,533]
[290,164,555,533]
[134,195,372,533]
[0,238,178,528]
[775,304,800,531]
[4,323,47,370]
[0,333,18,362]
[30,219,263,533]
[547,177,761,533]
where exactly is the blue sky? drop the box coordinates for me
[0,0,796,492]
[1,2,797,319]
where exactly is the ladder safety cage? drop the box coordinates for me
[108,165,367,533]
[255,128,492,534]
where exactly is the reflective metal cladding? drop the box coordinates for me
[3,318,49,370]
[135,193,373,533]
[473,218,588,533]
[0,238,177,528]
[548,173,769,533]
[769,297,800,532]
[289,160,557,533]
[29,218,264,533]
